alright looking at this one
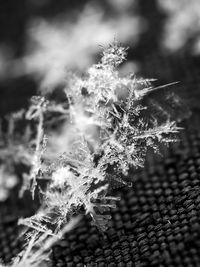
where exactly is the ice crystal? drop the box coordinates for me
[20,97,48,198]
[1,217,79,267]
[0,42,182,267]
[17,43,181,235]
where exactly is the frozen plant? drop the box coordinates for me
[18,42,181,235]
[0,42,182,267]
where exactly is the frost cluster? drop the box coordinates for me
[18,42,180,234]
[0,217,80,267]
[0,43,180,266]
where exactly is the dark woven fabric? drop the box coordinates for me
[1,0,200,266]
[1,120,200,267]
[51,119,200,267]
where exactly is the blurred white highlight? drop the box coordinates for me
[13,3,142,92]
[158,0,200,53]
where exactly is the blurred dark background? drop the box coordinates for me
[0,0,200,115]
[1,1,200,266]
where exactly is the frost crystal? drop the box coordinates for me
[0,42,181,266]
[1,217,79,267]
[17,43,181,235]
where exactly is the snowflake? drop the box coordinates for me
[18,43,181,234]
[0,42,182,266]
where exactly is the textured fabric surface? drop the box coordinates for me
[50,119,200,267]
[0,1,200,266]
[0,119,200,267]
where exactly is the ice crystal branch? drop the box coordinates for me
[20,97,47,198]
[0,217,80,267]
